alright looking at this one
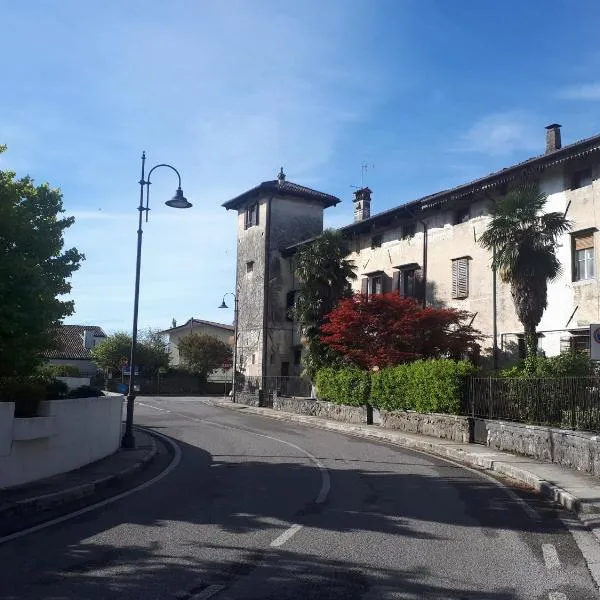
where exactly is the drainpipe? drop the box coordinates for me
[492,246,498,371]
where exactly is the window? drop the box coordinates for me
[371,234,383,249]
[452,258,469,299]
[453,207,470,225]
[246,261,254,274]
[244,202,259,229]
[402,224,416,239]
[560,331,590,354]
[402,269,417,298]
[286,290,296,321]
[572,231,595,281]
[251,354,255,364]
[361,274,385,297]
[572,168,593,190]
[393,265,419,298]
[294,348,302,365]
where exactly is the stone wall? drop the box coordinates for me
[380,410,471,443]
[273,397,367,424]
[484,420,600,476]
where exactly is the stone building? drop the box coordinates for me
[223,124,600,378]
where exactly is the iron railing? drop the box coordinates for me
[469,377,600,432]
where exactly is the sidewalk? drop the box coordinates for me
[207,399,600,532]
[0,428,157,523]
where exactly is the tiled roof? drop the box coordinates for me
[160,318,234,334]
[222,179,341,210]
[43,325,107,360]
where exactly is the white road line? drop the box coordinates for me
[190,584,225,599]
[138,402,170,412]
[548,592,567,600]
[542,543,561,569]
[0,428,182,545]
[270,524,303,547]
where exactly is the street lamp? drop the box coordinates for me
[122,152,192,449]
[219,292,238,403]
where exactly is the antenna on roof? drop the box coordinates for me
[350,162,375,190]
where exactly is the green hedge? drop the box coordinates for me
[316,359,476,415]
[315,367,370,407]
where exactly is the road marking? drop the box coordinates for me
[138,402,170,412]
[0,427,182,545]
[270,523,303,547]
[548,592,567,600]
[168,404,331,506]
[190,584,225,599]
[542,543,561,569]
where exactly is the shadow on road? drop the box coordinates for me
[0,427,579,600]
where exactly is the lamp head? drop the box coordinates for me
[165,187,192,209]
[219,300,228,309]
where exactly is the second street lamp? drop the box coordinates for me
[219,292,238,404]
[122,152,192,449]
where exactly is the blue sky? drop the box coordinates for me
[2,0,600,333]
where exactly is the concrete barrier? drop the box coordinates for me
[0,395,124,489]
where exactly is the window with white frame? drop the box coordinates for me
[572,231,595,281]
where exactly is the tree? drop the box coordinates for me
[320,293,481,370]
[0,147,84,376]
[91,329,169,377]
[293,229,357,379]
[479,182,571,362]
[177,333,232,381]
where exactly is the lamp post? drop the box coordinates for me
[219,292,238,403]
[122,152,192,449]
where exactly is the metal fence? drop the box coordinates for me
[469,377,600,433]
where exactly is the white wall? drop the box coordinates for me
[0,395,124,489]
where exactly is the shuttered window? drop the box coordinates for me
[244,202,259,229]
[452,258,469,299]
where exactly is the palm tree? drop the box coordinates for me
[293,229,357,379]
[479,182,571,363]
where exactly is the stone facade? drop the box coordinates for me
[380,410,472,443]
[273,397,367,424]
[484,420,600,476]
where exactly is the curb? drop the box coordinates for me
[208,399,594,523]
[0,428,158,521]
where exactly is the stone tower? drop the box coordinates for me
[222,169,340,382]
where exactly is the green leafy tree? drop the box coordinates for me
[479,182,571,363]
[177,333,232,381]
[91,329,169,377]
[0,146,84,376]
[293,229,356,379]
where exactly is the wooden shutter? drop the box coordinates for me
[415,268,424,302]
[382,273,392,293]
[574,232,594,250]
[392,271,401,294]
[361,278,369,296]
[254,202,259,226]
[452,258,469,299]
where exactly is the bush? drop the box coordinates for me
[371,359,477,414]
[499,351,595,378]
[38,364,82,378]
[45,378,69,400]
[315,367,370,407]
[67,385,103,398]
[0,377,47,417]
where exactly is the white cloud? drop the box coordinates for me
[454,112,539,157]
[558,83,600,100]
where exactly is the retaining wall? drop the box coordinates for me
[273,397,367,424]
[484,419,600,476]
[380,410,471,443]
[0,395,124,488]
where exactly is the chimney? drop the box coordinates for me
[82,329,94,350]
[277,167,286,186]
[545,124,562,154]
[353,187,372,223]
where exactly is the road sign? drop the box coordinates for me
[122,366,139,376]
[590,324,600,360]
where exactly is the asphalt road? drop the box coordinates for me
[0,396,598,600]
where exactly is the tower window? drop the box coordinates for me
[245,202,259,229]
[371,234,383,249]
[246,261,254,274]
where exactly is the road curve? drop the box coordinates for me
[0,396,597,600]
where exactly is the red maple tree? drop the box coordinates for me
[320,293,481,369]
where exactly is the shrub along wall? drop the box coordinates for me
[316,360,476,415]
